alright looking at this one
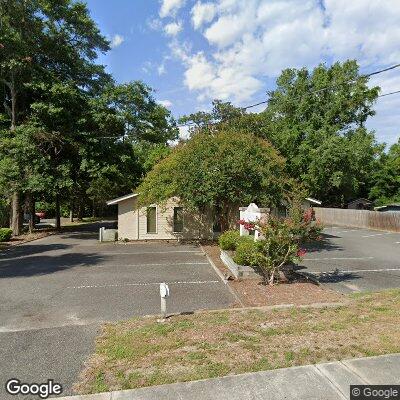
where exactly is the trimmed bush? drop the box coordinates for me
[0,228,12,242]
[218,229,240,250]
[234,239,260,266]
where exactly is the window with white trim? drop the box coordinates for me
[146,206,157,233]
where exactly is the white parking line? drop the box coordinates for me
[91,262,210,267]
[309,267,400,274]
[304,257,374,261]
[333,229,359,234]
[342,268,400,273]
[95,250,204,255]
[67,280,220,289]
[361,233,392,238]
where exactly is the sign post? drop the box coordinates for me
[158,282,170,322]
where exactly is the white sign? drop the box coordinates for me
[159,282,170,298]
[239,203,262,241]
[242,203,261,222]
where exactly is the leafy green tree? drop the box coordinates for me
[138,129,287,231]
[0,0,110,233]
[369,139,400,205]
[257,60,382,206]
[98,82,178,143]
[0,124,53,231]
[179,100,244,137]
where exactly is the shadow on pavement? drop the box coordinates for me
[0,244,70,260]
[295,266,363,284]
[0,251,106,278]
[303,234,344,254]
[317,271,362,283]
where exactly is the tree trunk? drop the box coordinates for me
[77,202,83,221]
[7,74,22,236]
[268,272,275,286]
[69,197,74,222]
[11,192,22,236]
[55,193,61,230]
[26,192,35,233]
[219,203,231,232]
[10,83,17,131]
[92,200,97,218]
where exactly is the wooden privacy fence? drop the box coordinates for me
[314,207,400,232]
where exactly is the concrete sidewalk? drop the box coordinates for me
[54,353,400,400]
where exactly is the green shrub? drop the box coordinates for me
[233,239,260,266]
[0,199,9,228]
[218,230,240,250]
[236,235,255,246]
[0,228,12,242]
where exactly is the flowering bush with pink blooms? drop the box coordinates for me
[238,219,256,231]
[234,208,323,285]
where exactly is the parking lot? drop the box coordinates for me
[0,222,234,397]
[300,226,400,293]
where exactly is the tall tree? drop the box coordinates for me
[0,0,110,233]
[138,129,287,231]
[256,60,382,205]
[369,139,400,205]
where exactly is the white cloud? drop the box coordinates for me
[158,63,166,75]
[159,0,185,18]
[158,99,173,108]
[203,1,257,48]
[171,1,400,101]
[142,61,154,74]
[164,21,183,36]
[110,34,124,48]
[191,2,216,29]
[366,70,400,146]
[166,0,400,143]
[147,18,163,31]
[323,0,400,66]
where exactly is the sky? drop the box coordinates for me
[85,0,400,147]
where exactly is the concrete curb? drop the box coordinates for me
[199,244,245,307]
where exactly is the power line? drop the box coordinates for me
[243,63,400,110]
[366,63,400,77]
[378,89,400,98]
[177,62,400,127]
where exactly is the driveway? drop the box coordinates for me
[0,222,234,398]
[300,226,400,293]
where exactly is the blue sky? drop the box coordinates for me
[85,0,400,146]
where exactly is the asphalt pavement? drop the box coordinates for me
[0,222,234,398]
[300,226,400,293]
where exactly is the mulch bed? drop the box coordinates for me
[202,244,344,307]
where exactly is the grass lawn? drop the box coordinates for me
[76,289,400,394]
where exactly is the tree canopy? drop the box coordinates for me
[369,139,400,205]
[181,61,385,207]
[0,0,176,233]
[137,129,287,230]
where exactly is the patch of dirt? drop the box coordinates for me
[0,230,55,250]
[202,244,344,307]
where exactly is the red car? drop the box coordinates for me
[35,211,46,219]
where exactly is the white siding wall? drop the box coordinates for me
[117,197,214,240]
[117,197,138,240]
